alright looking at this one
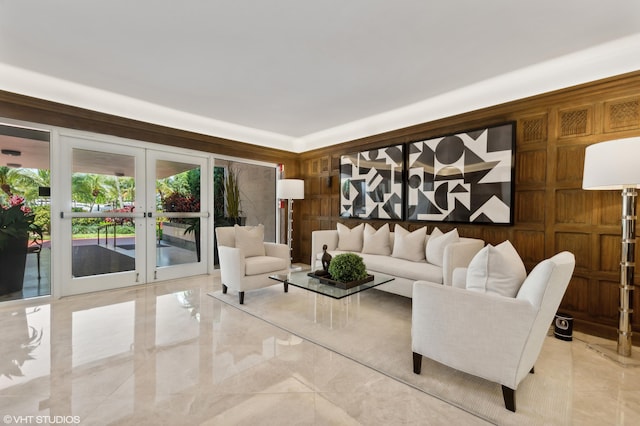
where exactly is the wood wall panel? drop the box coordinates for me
[599,234,622,273]
[555,190,587,224]
[562,276,589,313]
[516,150,546,185]
[555,145,585,183]
[554,232,590,269]
[604,96,640,132]
[299,70,640,342]
[598,191,621,226]
[558,106,592,138]
[519,114,548,144]
[515,190,545,224]
[513,230,545,264]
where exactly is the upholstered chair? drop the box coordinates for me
[411,251,575,412]
[215,225,289,304]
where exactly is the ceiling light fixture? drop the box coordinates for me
[1,149,21,156]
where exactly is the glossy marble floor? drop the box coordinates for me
[1,275,639,425]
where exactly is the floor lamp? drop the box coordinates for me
[277,179,304,266]
[583,137,640,361]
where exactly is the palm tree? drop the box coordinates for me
[10,168,50,203]
[0,166,17,199]
[72,173,109,211]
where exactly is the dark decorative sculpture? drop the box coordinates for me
[322,244,332,272]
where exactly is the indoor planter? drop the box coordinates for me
[224,166,245,225]
[0,196,41,295]
[314,252,373,289]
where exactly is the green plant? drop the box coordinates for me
[0,195,42,252]
[224,166,241,219]
[328,253,368,282]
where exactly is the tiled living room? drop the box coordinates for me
[2,2,640,425]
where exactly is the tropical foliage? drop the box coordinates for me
[0,195,41,252]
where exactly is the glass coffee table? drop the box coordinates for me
[270,269,395,299]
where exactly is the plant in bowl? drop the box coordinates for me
[328,253,368,283]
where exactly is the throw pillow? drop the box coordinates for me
[391,225,426,262]
[337,223,364,251]
[466,240,527,297]
[234,224,266,258]
[426,228,460,267]
[362,223,392,255]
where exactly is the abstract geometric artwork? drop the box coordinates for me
[340,144,404,219]
[406,123,515,224]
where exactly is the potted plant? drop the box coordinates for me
[224,166,244,225]
[327,253,370,288]
[0,195,42,295]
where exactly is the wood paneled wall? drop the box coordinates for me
[298,70,640,342]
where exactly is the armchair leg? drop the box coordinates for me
[222,284,228,294]
[412,352,422,374]
[501,386,516,412]
[239,291,245,305]
[530,366,535,374]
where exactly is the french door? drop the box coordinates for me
[59,135,209,296]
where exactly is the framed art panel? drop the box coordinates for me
[406,122,515,224]
[340,144,404,219]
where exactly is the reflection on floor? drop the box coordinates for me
[0,275,639,424]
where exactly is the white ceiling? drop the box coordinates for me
[1,1,640,153]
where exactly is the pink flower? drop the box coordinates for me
[9,195,25,206]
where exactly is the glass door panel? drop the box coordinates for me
[147,151,208,282]
[0,122,51,302]
[60,138,146,296]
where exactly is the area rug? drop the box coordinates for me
[210,285,572,425]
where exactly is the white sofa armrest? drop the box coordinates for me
[451,267,467,288]
[311,230,339,267]
[264,242,290,263]
[412,280,536,388]
[441,239,484,286]
[218,246,246,287]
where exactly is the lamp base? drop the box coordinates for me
[587,343,640,367]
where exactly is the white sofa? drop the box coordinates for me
[311,223,484,298]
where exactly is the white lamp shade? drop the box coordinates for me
[277,179,304,199]
[583,137,640,190]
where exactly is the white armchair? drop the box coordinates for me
[215,225,290,304]
[411,251,575,412]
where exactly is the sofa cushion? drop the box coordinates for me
[466,240,527,297]
[362,223,392,255]
[392,225,426,262]
[234,224,266,257]
[426,228,459,267]
[245,255,288,276]
[337,223,364,252]
[361,253,442,284]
